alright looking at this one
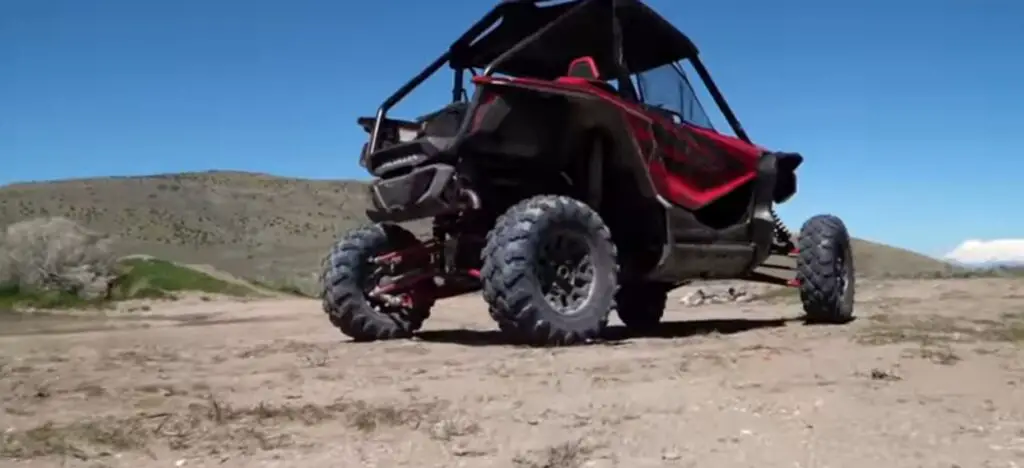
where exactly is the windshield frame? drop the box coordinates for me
[633,59,716,131]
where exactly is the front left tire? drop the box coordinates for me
[481,195,618,346]
[321,223,435,341]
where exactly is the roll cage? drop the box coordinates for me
[365,0,751,157]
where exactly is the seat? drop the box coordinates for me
[556,56,617,94]
[567,56,600,79]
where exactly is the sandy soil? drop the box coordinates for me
[2,278,1023,468]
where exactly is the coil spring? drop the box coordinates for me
[771,208,796,250]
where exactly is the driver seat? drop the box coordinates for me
[557,57,617,94]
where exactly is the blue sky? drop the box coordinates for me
[2,0,1021,259]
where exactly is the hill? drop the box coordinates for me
[0,171,954,288]
[848,238,954,278]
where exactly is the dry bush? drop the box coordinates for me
[0,233,11,287]
[0,217,117,299]
[513,439,596,468]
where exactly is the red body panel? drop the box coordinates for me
[470,75,762,210]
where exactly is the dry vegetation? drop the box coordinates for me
[0,395,451,460]
[0,217,118,301]
[0,171,973,297]
[856,308,1024,366]
[0,216,260,310]
[0,172,423,296]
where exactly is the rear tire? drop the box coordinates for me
[796,214,855,323]
[321,223,435,341]
[481,195,618,346]
[615,282,669,333]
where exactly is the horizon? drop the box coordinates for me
[3,0,1022,263]
[0,168,365,185]
[0,168,992,264]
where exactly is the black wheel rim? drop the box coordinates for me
[362,264,391,310]
[836,249,847,294]
[536,229,595,315]
[837,242,854,311]
[361,256,416,318]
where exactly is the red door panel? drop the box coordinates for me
[645,117,760,210]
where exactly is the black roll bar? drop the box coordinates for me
[367,8,505,154]
[366,0,751,156]
[688,55,751,143]
[483,0,598,76]
[452,68,465,102]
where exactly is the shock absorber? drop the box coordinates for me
[770,207,797,253]
[432,215,457,276]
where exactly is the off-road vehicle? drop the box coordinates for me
[321,0,856,346]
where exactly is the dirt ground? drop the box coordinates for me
[2,278,1023,468]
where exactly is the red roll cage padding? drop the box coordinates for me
[555,56,618,94]
[566,56,600,79]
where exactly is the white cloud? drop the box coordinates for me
[944,239,1024,264]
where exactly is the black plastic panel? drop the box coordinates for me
[646,242,756,283]
[366,163,461,223]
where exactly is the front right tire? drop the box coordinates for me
[481,195,618,346]
[796,214,855,323]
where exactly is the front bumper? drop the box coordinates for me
[365,163,461,223]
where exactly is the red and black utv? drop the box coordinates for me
[321,0,855,346]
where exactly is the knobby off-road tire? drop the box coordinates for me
[616,281,669,334]
[481,195,618,346]
[796,214,855,324]
[321,223,435,341]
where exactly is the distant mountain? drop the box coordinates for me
[952,260,1024,270]
[944,239,1024,268]
[847,238,955,278]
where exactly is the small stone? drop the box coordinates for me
[450,444,483,457]
[680,290,706,306]
[869,368,901,381]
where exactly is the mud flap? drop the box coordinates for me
[748,152,780,268]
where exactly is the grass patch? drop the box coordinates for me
[0,396,449,460]
[0,419,149,460]
[906,344,962,365]
[249,278,316,298]
[755,286,799,302]
[0,283,106,310]
[112,258,255,298]
[914,265,1024,279]
[858,312,1024,348]
[0,258,256,310]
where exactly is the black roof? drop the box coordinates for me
[449,0,699,79]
